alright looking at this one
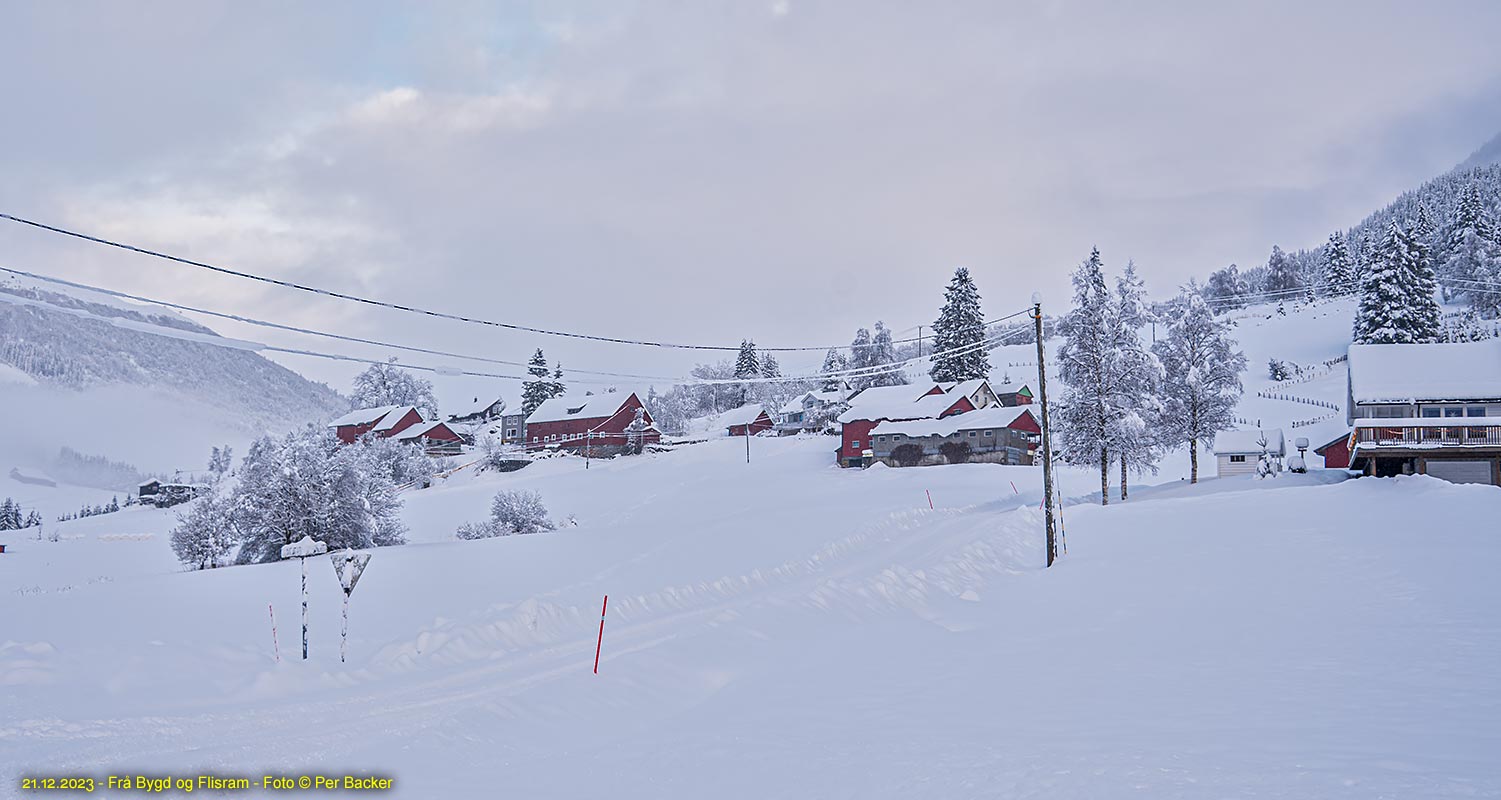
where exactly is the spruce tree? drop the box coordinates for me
[1264,245,1300,293]
[1355,221,1441,344]
[929,267,990,382]
[820,348,849,393]
[550,363,566,401]
[734,340,760,405]
[1153,293,1247,483]
[1321,231,1355,295]
[865,321,908,388]
[522,349,553,416]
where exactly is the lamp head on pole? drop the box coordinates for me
[1030,291,1042,307]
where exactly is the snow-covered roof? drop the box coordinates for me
[708,404,770,430]
[1348,341,1501,404]
[871,406,1036,438]
[391,420,457,441]
[328,405,404,429]
[839,386,962,424]
[993,379,1031,396]
[1214,428,1286,456]
[778,389,849,414]
[451,395,509,418]
[373,406,420,432]
[945,379,989,398]
[527,393,635,425]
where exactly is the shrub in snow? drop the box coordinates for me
[890,443,925,467]
[170,492,237,570]
[938,440,972,465]
[1267,358,1291,382]
[359,433,441,487]
[1256,435,1276,479]
[457,490,557,539]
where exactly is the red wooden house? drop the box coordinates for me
[714,404,775,437]
[328,405,424,444]
[836,384,975,467]
[392,419,466,456]
[1314,432,1352,469]
[525,392,661,454]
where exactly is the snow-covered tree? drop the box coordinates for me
[170,491,238,570]
[734,339,761,380]
[820,348,849,392]
[929,267,990,382]
[349,359,438,418]
[207,445,234,480]
[231,427,406,564]
[1111,262,1164,500]
[1264,245,1300,293]
[1055,248,1125,504]
[522,349,562,416]
[1153,293,1247,483]
[855,321,908,390]
[1203,264,1246,311]
[1255,433,1276,479]
[1321,231,1355,296]
[1354,220,1441,344]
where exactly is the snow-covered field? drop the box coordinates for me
[4,432,1500,798]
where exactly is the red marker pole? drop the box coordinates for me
[593,595,608,674]
[926,489,933,510]
[268,603,281,664]
[1010,481,1019,495]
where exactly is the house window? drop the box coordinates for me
[1467,406,1487,417]
[968,431,977,438]
[878,436,886,443]
[1229,455,1246,463]
[984,430,994,437]
[1444,407,1463,418]
[1421,408,1441,418]
[852,440,861,449]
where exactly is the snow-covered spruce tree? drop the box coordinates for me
[231,426,405,564]
[1152,293,1247,483]
[550,363,565,400]
[733,339,760,404]
[170,491,238,570]
[1321,231,1355,296]
[521,349,555,416]
[1112,262,1164,500]
[349,358,438,418]
[1255,434,1276,479]
[820,348,849,392]
[1055,248,1125,505]
[929,267,990,382]
[1443,183,1493,269]
[1354,220,1441,344]
[1264,245,1300,293]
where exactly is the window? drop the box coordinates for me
[1229,455,1246,463]
[877,436,887,443]
[1444,407,1464,418]
[968,431,977,438]
[852,440,861,449]
[1467,406,1487,418]
[984,430,994,437]
[1421,408,1441,418]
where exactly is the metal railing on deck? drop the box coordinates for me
[1355,421,1501,447]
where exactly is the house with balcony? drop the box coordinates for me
[1346,340,1501,485]
[868,406,1040,466]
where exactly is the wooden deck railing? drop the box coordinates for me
[1355,422,1501,447]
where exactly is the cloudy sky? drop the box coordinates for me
[3,0,1500,402]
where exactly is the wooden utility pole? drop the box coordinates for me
[1033,299,1057,568]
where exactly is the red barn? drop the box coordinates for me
[1315,432,1353,469]
[525,392,660,454]
[392,420,466,456]
[836,384,975,467]
[328,405,424,444]
[713,404,775,437]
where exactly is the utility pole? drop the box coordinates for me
[744,420,751,464]
[917,325,924,358]
[1032,296,1057,568]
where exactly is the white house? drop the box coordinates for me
[1214,428,1286,478]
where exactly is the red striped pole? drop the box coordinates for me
[593,595,608,674]
[268,603,281,663]
[926,489,933,509]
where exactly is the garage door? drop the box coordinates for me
[1424,460,1496,485]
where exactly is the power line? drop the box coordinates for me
[0,211,1011,354]
[0,281,1037,388]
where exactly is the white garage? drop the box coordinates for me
[1422,459,1497,485]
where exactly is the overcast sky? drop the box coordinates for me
[3,1,1500,403]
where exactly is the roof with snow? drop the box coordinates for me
[527,392,636,425]
[450,395,510,419]
[838,385,963,424]
[391,420,459,441]
[871,406,1037,438]
[328,405,419,431]
[708,404,771,430]
[992,379,1032,396]
[1348,340,1501,404]
[778,389,850,414]
[1213,428,1286,456]
[944,379,994,400]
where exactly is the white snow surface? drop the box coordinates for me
[3,435,1499,798]
[1348,339,1501,403]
